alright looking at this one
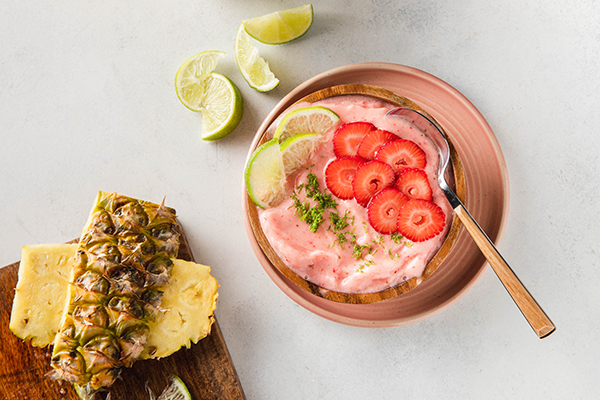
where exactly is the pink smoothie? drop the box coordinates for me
[259,96,452,294]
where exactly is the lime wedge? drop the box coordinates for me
[156,375,191,400]
[175,50,225,112]
[175,51,243,141]
[280,132,320,174]
[234,24,279,92]
[242,4,314,45]
[198,72,243,141]
[274,106,340,142]
[245,139,287,208]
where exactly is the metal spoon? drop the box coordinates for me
[386,107,555,338]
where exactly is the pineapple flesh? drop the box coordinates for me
[9,244,78,347]
[10,245,218,359]
[144,259,218,359]
[50,191,180,390]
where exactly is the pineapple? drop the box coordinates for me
[50,191,181,390]
[144,258,218,359]
[9,244,78,346]
[10,245,218,359]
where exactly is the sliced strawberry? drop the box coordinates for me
[367,188,409,234]
[397,199,445,242]
[325,157,365,200]
[352,160,396,206]
[357,129,398,160]
[395,168,433,201]
[333,122,376,158]
[375,139,427,174]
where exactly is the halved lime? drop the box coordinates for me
[175,50,225,112]
[242,4,314,45]
[273,106,340,142]
[175,51,243,141]
[245,139,287,208]
[156,375,191,400]
[198,73,243,141]
[280,132,320,174]
[234,24,279,92]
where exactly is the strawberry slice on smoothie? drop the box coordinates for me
[333,122,376,158]
[357,129,398,160]
[397,199,446,242]
[367,188,409,234]
[375,139,427,174]
[325,157,365,200]
[352,160,396,206]
[395,168,433,201]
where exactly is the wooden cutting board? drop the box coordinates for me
[0,229,246,400]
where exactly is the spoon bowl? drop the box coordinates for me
[386,107,556,338]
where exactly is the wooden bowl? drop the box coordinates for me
[245,84,465,304]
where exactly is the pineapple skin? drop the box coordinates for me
[9,244,78,347]
[50,191,180,389]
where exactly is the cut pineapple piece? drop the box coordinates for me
[9,244,78,347]
[144,259,218,359]
[9,244,218,359]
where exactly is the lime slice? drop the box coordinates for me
[234,24,280,92]
[175,51,243,141]
[198,72,243,141]
[280,132,320,174]
[245,139,287,208]
[175,50,225,112]
[242,4,314,45]
[156,375,191,400]
[273,106,340,142]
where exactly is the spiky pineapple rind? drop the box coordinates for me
[51,192,180,389]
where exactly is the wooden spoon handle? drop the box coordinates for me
[454,205,555,338]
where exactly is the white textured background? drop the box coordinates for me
[1,1,598,399]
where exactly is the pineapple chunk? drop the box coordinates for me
[9,244,78,347]
[9,244,218,358]
[144,259,218,359]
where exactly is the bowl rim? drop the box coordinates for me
[244,83,465,304]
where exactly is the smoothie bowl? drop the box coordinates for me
[244,84,465,304]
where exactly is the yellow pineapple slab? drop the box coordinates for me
[9,244,218,359]
[144,259,218,359]
[9,244,78,347]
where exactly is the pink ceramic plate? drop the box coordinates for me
[242,63,509,328]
